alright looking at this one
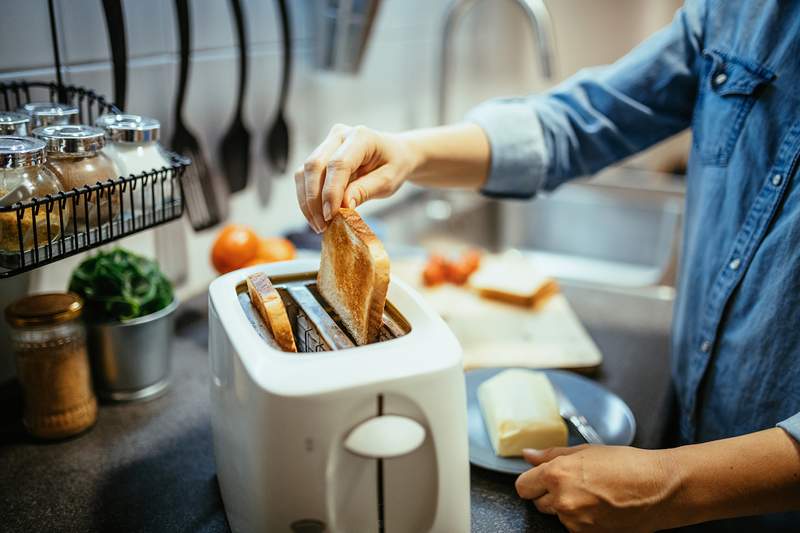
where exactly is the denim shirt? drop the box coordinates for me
[468,1,800,529]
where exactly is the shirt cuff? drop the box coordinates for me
[777,413,800,442]
[465,98,548,200]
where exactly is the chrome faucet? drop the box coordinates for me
[438,0,556,124]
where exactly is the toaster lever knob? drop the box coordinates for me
[344,415,426,459]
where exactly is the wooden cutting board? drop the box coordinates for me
[392,259,603,371]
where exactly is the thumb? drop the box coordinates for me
[343,168,396,209]
[523,445,586,466]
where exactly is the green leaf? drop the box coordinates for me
[68,247,174,322]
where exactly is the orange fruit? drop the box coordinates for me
[211,224,260,274]
[255,237,296,263]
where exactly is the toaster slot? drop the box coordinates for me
[276,286,328,353]
[285,285,355,351]
[304,284,408,344]
[237,289,284,351]
[236,272,410,353]
[380,306,408,340]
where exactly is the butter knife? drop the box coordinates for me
[555,387,605,445]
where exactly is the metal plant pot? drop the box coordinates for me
[86,298,178,402]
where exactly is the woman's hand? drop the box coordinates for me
[295,124,421,233]
[516,445,678,533]
[516,429,800,532]
[295,123,491,232]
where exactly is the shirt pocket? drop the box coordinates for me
[692,49,776,167]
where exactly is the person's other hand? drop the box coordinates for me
[295,124,420,233]
[516,445,678,533]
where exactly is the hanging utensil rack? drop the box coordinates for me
[0,81,190,278]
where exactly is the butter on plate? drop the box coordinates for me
[478,369,568,457]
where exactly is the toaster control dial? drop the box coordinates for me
[344,415,426,459]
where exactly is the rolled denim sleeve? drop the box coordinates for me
[778,413,800,442]
[466,98,548,199]
[466,0,707,199]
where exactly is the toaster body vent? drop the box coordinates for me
[237,271,410,353]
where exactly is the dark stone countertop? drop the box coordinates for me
[0,284,673,533]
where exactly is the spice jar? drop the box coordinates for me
[96,114,172,175]
[0,112,31,136]
[0,136,64,253]
[96,114,173,213]
[5,292,98,439]
[19,102,79,129]
[34,124,120,229]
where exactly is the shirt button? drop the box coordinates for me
[772,174,783,187]
[729,258,741,270]
[700,340,712,353]
[713,72,728,86]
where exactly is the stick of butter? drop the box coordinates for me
[478,369,568,457]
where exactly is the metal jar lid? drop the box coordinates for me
[20,102,79,128]
[0,136,46,169]
[33,124,106,155]
[5,292,83,328]
[0,112,30,136]
[96,113,161,143]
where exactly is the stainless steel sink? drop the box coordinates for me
[375,167,684,294]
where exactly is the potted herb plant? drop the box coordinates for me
[69,248,177,401]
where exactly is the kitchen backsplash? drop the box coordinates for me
[0,0,681,301]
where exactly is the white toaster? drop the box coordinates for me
[208,259,470,533]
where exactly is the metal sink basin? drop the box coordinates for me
[375,167,684,293]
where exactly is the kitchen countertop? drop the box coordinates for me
[0,284,673,533]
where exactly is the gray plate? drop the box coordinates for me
[466,368,636,475]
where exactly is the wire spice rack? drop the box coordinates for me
[0,81,190,278]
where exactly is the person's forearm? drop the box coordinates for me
[661,428,800,527]
[398,123,490,189]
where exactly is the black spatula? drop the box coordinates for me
[172,0,228,230]
[101,0,127,110]
[264,0,292,175]
[47,0,67,103]
[218,0,251,193]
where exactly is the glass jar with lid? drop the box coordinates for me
[5,292,98,440]
[19,102,79,129]
[34,124,120,229]
[0,136,64,253]
[96,114,174,213]
[0,111,30,136]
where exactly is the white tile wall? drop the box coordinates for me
[0,0,680,302]
[0,0,56,71]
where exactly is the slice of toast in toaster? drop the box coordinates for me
[317,208,389,345]
[247,272,297,352]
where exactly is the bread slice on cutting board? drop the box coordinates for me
[247,272,297,352]
[317,209,389,345]
[469,253,559,309]
[391,255,602,371]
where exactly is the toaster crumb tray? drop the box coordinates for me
[236,272,410,353]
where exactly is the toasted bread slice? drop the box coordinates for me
[469,254,559,309]
[317,209,389,345]
[247,272,297,352]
